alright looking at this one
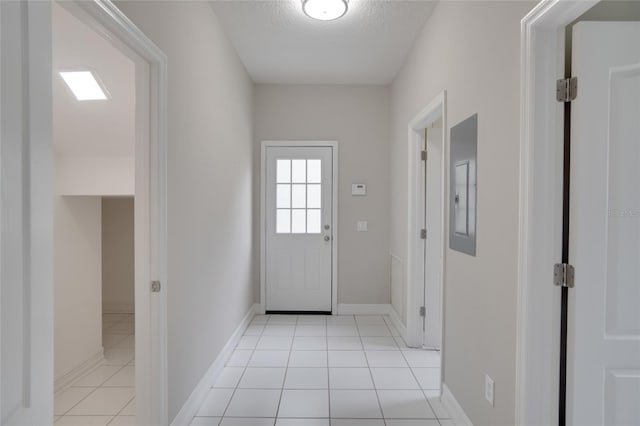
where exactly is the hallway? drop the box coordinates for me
[189,314,451,426]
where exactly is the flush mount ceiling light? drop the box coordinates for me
[59,70,109,101]
[302,0,348,21]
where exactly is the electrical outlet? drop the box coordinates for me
[485,374,495,406]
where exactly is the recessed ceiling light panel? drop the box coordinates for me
[59,70,109,101]
[302,0,348,21]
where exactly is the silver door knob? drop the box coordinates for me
[324,224,330,230]
[324,235,331,242]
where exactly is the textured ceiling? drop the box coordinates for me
[53,2,135,158]
[209,0,437,85]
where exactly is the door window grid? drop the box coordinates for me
[276,159,322,234]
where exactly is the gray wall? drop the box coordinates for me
[102,198,134,314]
[389,2,535,425]
[254,85,391,305]
[115,2,255,421]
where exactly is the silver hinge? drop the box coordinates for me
[557,77,577,102]
[420,229,427,239]
[421,150,427,161]
[151,280,161,293]
[553,264,575,288]
[419,306,426,317]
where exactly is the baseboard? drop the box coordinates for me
[102,303,134,314]
[337,303,391,315]
[170,303,259,426]
[442,383,474,426]
[386,304,409,343]
[54,349,104,393]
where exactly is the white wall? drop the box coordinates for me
[114,2,255,420]
[254,85,391,305]
[389,2,534,425]
[102,198,135,314]
[54,196,103,380]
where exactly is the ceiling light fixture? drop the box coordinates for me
[59,70,109,101]
[302,0,348,21]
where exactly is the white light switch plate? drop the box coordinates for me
[357,221,368,232]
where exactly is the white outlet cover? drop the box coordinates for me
[357,221,368,232]
[485,374,494,406]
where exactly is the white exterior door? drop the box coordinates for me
[568,21,640,426]
[265,146,333,312]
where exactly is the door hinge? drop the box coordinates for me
[419,306,426,317]
[421,150,427,161]
[420,229,427,239]
[553,263,575,288]
[151,280,161,293]
[556,77,578,102]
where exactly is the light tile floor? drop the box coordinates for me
[54,313,136,425]
[191,315,453,426]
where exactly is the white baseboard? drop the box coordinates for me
[386,304,409,343]
[171,303,259,426]
[442,383,474,426]
[337,303,391,315]
[54,349,104,393]
[103,303,134,314]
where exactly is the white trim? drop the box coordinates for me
[406,91,447,349]
[517,1,598,425]
[54,2,169,424]
[170,304,259,426]
[102,303,135,314]
[337,304,390,316]
[54,350,104,394]
[386,304,408,340]
[260,140,339,314]
[442,384,473,426]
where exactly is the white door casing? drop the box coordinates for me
[568,21,640,426]
[264,144,334,312]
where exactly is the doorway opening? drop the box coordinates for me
[404,91,447,392]
[260,141,339,315]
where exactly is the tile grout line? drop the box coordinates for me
[272,314,297,424]
[355,316,387,426]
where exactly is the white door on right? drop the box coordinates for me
[569,22,640,426]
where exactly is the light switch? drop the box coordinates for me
[357,221,368,232]
[352,183,367,196]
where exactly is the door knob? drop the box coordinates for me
[324,235,331,242]
[324,224,330,230]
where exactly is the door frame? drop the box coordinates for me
[516,1,599,425]
[260,141,339,314]
[405,91,447,353]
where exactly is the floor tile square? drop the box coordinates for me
[402,351,440,368]
[326,325,359,337]
[67,387,134,415]
[296,315,327,325]
[244,325,266,336]
[327,337,362,350]
[189,417,221,426]
[102,366,134,387]
[103,348,135,366]
[278,389,329,418]
[72,366,121,387]
[268,315,298,325]
[195,388,234,417]
[295,325,327,336]
[328,368,373,389]
[276,419,329,426]
[361,337,399,351]
[355,315,386,325]
[327,351,367,367]
[384,420,440,426]
[213,367,245,388]
[103,334,129,349]
[225,389,281,417]
[237,335,260,349]
[330,420,384,426]
[120,398,135,415]
[365,351,408,367]
[54,416,113,425]
[357,325,391,337]
[377,390,435,418]
[412,368,440,390]
[284,367,328,389]
[326,316,356,325]
[114,335,134,349]
[288,351,327,367]
[227,349,253,367]
[329,390,382,418]
[251,315,270,325]
[257,336,293,350]
[106,416,136,426]
[263,325,296,336]
[220,418,275,426]
[292,336,327,350]
[370,368,419,389]
[249,351,290,367]
[238,368,286,389]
